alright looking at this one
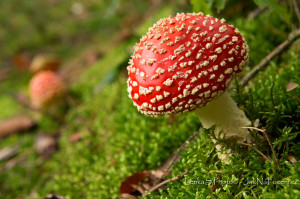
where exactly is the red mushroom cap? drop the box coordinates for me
[30,71,65,109]
[127,13,249,116]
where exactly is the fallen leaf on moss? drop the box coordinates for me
[120,169,172,197]
[0,116,36,138]
[120,170,150,195]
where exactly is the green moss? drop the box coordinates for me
[1,1,299,198]
[150,130,299,198]
[0,96,22,120]
[37,43,299,198]
[35,78,201,198]
[0,71,31,120]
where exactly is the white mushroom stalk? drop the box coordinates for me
[195,91,251,142]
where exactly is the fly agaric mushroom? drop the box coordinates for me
[127,13,251,142]
[30,71,65,109]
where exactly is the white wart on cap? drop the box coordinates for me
[127,13,249,116]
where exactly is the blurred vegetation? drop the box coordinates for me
[0,0,299,198]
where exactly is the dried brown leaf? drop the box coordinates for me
[120,170,150,194]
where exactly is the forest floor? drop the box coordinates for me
[0,0,299,198]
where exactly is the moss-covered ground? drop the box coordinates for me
[0,0,299,198]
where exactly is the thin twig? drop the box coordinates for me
[292,0,300,26]
[247,6,268,19]
[208,170,223,174]
[241,127,280,169]
[156,131,200,183]
[240,29,300,87]
[238,141,272,163]
[165,131,200,171]
[241,126,265,133]
[131,184,146,196]
[283,142,287,154]
[292,90,300,103]
[260,130,280,169]
[147,170,189,194]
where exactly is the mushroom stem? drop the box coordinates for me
[195,91,252,142]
